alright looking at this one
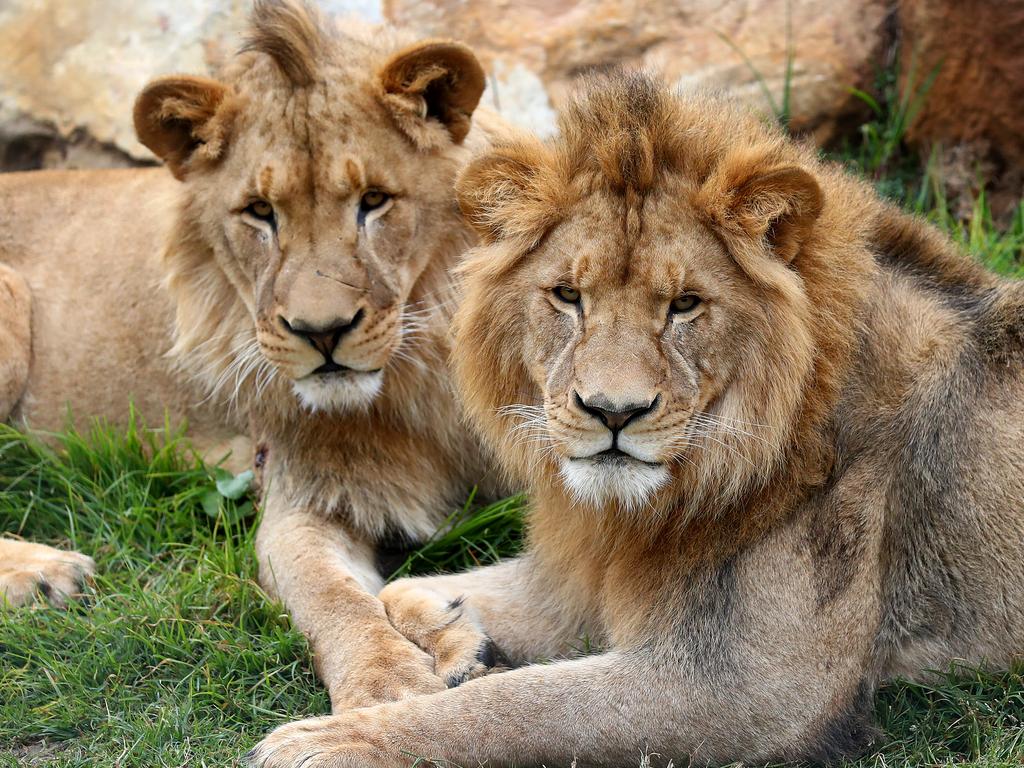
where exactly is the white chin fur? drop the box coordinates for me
[559,456,669,512]
[292,371,384,412]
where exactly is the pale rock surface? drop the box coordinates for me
[0,0,890,170]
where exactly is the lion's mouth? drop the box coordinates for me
[313,360,349,375]
[311,361,383,377]
[578,448,663,467]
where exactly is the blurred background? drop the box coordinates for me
[0,0,1022,224]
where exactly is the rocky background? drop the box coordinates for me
[1,0,1021,210]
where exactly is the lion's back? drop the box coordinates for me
[0,167,232,437]
[0,167,172,271]
[839,205,1024,680]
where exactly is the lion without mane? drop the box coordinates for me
[0,0,507,709]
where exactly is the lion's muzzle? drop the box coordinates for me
[280,308,365,370]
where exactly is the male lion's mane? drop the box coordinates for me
[454,69,1020,587]
[455,73,883,543]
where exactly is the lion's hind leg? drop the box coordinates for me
[0,262,31,420]
[0,265,97,608]
[0,539,96,608]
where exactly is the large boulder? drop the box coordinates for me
[0,0,891,170]
[393,0,891,142]
[899,0,1024,216]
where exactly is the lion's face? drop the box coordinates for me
[454,77,825,513]
[511,190,771,509]
[135,5,484,412]
[194,99,462,411]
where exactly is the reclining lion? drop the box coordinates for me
[0,0,504,709]
[250,72,1024,766]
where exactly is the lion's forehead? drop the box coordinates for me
[544,203,718,299]
[228,79,416,200]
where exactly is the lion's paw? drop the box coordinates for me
[246,716,382,768]
[327,632,445,712]
[379,580,500,689]
[0,539,95,608]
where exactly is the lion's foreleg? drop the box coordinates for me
[251,515,884,767]
[0,262,31,420]
[249,651,686,768]
[379,556,592,685]
[251,636,874,768]
[255,501,445,711]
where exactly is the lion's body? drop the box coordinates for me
[0,167,224,607]
[1,1,507,706]
[251,74,1024,768]
[830,214,1024,683]
[0,168,241,445]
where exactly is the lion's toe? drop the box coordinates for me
[436,629,501,688]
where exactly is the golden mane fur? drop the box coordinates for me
[455,72,874,529]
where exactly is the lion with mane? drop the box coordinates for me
[0,0,505,708]
[250,72,1024,767]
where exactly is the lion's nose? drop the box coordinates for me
[574,391,659,432]
[280,309,364,359]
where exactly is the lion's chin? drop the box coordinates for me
[559,454,669,513]
[291,370,384,413]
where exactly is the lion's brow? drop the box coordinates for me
[258,166,274,197]
[343,157,365,191]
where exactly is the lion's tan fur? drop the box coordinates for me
[1,0,506,709]
[250,73,1024,768]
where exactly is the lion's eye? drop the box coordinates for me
[670,294,701,314]
[360,190,390,213]
[244,200,275,224]
[553,285,581,304]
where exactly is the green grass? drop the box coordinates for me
[0,422,524,766]
[0,422,325,766]
[3,426,1024,767]
[3,75,1023,767]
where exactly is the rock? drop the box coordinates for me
[386,0,892,142]
[0,105,142,171]
[0,0,890,172]
[899,0,1024,217]
[0,0,243,169]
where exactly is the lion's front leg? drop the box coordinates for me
[0,539,96,608]
[249,638,874,768]
[379,556,591,687]
[256,501,445,711]
[0,262,31,420]
[248,652,665,768]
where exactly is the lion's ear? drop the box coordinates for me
[134,76,233,180]
[379,40,486,148]
[717,166,823,263]
[457,141,561,246]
